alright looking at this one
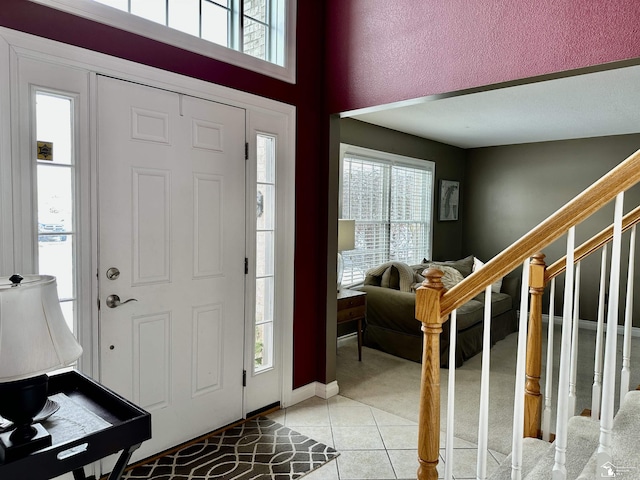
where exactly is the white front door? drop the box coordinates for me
[97,76,246,460]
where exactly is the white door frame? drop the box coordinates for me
[0,26,296,411]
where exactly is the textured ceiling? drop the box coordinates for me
[346,65,640,149]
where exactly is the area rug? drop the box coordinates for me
[122,417,339,480]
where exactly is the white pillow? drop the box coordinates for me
[473,257,503,294]
[422,264,464,291]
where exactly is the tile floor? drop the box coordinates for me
[267,395,507,480]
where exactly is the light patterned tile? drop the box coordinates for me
[336,450,396,479]
[329,406,376,426]
[443,447,499,479]
[327,395,366,409]
[285,402,331,427]
[371,407,417,426]
[289,425,335,449]
[304,458,340,480]
[332,426,385,450]
[378,425,418,450]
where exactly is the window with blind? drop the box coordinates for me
[340,145,435,285]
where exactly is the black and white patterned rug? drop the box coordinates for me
[122,417,339,479]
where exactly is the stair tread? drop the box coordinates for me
[577,390,640,479]
[487,437,550,480]
[525,415,600,480]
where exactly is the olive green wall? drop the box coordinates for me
[340,118,467,262]
[463,134,640,325]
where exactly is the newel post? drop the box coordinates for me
[415,269,446,480]
[524,252,546,438]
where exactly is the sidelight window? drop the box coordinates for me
[35,92,78,334]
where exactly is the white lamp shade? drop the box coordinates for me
[0,275,83,382]
[338,219,356,251]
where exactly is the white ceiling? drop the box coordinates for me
[346,64,640,149]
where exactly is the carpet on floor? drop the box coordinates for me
[337,325,640,455]
[121,417,339,480]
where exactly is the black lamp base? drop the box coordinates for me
[0,423,51,464]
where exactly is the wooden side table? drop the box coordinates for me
[337,289,366,361]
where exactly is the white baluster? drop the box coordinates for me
[591,244,608,421]
[620,224,636,406]
[552,227,575,480]
[597,192,624,476]
[511,258,530,480]
[444,309,457,480]
[542,277,555,442]
[568,261,581,417]
[476,285,492,480]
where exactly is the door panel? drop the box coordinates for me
[97,76,246,461]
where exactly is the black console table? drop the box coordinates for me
[0,370,151,480]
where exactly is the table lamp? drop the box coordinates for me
[337,219,356,291]
[0,274,83,462]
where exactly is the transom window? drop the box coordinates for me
[29,0,295,82]
[340,145,435,285]
[94,0,275,61]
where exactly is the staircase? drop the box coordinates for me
[490,391,640,479]
[414,149,640,480]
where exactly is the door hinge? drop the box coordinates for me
[245,257,249,274]
[242,369,247,387]
[97,298,101,311]
[245,142,249,160]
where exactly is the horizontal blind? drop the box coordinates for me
[341,147,434,285]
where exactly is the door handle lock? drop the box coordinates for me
[106,294,138,309]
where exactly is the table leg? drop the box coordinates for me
[357,318,362,361]
[72,468,87,480]
[107,443,141,480]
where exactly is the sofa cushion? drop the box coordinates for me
[471,292,513,317]
[422,255,474,277]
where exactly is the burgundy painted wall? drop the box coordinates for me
[1,0,328,388]
[326,0,640,114]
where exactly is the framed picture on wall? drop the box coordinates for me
[439,180,459,221]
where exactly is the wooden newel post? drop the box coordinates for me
[524,252,546,438]
[415,269,446,480]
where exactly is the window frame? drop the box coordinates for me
[28,0,297,84]
[339,144,435,286]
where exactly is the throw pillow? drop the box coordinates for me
[422,255,474,278]
[422,264,464,290]
[473,257,503,294]
[381,265,400,290]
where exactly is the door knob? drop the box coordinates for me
[106,294,138,309]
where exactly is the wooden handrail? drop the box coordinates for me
[545,204,640,282]
[440,149,640,318]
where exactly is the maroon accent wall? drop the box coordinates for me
[1,0,328,388]
[326,0,640,114]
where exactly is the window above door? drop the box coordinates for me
[29,0,296,83]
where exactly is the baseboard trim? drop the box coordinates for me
[287,381,340,407]
[542,314,640,338]
[315,381,339,399]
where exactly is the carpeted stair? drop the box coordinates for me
[576,390,640,479]
[489,391,640,480]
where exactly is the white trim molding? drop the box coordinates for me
[286,381,340,408]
